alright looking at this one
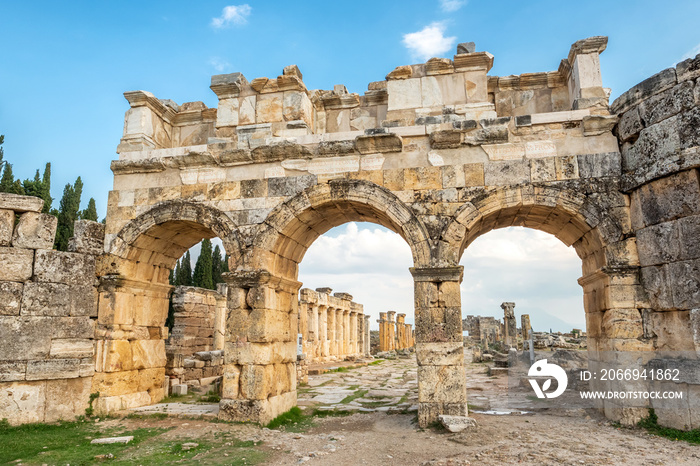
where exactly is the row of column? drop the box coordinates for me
[298,287,370,362]
[378,311,415,352]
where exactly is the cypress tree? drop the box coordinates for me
[223,254,230,273]
[172,260,181,286]
[192,239,214,290]
[0,163,24,195]
[40,163,52,213]
[181,251,193,286]
[81,198,98,221]
[54,177,83,251]
[212,244,223,285]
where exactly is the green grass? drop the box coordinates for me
[340,389,368,404]
[0,418,268,465]
[368,359,384,366]
[0,419,169,465]
[328,366,350,373]
[638,409,700,444]
[311,408,354,418]
[265,406,306,430]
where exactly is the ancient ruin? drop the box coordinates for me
[377,311,415,352]
[2,35,700,430]
[297,287,369,362]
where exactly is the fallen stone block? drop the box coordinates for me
[171,383,188,396]
[91,436,134,445]
[438,415,478,433]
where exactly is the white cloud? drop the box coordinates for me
[211,4,251,29]
[439,0,466,12]
[403,22,456,61]
[298,223,584,332]
[209,57,231,72]
[681,42,700,60]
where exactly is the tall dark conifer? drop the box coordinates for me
[192,239,214,290]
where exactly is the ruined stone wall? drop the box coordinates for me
[610,54,700,429]
[167,286,226,355]
[0,195,102,425]
[165,285,226,385]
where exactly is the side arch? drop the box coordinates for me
[440,184,631,272]
[108,200,243,269]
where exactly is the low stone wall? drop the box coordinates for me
[165,286,226,386]
[0,194,103,425]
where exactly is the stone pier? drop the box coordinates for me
[521,314,531,341]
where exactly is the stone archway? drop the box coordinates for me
[93,201,242,413]
[219,179,468,425]
[440,184,653,423]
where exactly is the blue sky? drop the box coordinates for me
[1,1,699,215]
[1,1,698,331]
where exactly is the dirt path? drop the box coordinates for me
[114,353,700,465]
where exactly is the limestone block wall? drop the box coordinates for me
[0,195,102,425]
[298,287,367,362]
[612,53,700,429]
[167,286,226,354]
[165,285,226,383]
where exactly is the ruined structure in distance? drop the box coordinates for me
[1,35,699,429]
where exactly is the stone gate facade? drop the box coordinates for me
[2,35,699,429]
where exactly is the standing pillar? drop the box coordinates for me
[378,312,388,351]
[364,315,371,356]
[387,311,396,351]
[411,266,468,428]
[397,314,406,350]
[351,312,358,355]
[319,306,328,359]
[335,308,343,358]
[219,269,300,425]
[343,310,350,356]
[521,314,531,341]
[501,302,517,347]
[327,307,336,358]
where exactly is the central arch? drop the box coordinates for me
[219,179,465,426]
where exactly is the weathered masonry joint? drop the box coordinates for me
[2,36,700,429]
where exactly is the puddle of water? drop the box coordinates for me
[472,409,532,415]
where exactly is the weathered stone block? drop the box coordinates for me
[0,361,27,382]
[44,377,92,422]
[668,259,700,309]
[0,281,23,316]
[415,342,464,365]
[11,212,57,249]
[0,247,34,281]
[611,68,677,115]
[67,220,105,255]
[577,152,621,178]
[640,265,674,310]
[33,249,96,285]
[0,193,44,213]
[602,309,643,339]
[50,339,95,359]
[0,380,46,424]
[131,339,166,370]
[92,370,140,396]
[0,316,53,360]
[95,339,133,372]
[21,282,97,317]
[617,107,643,142]
[484,160,530,186]
[0,209,13,246]
[630,170,700,229]
[355,133,402,154]
[26,358,81,380]
[638,81,694,126]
